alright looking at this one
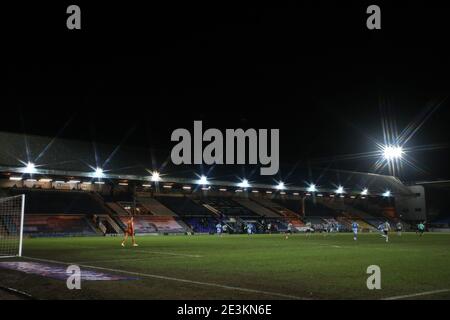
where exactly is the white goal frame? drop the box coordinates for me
[0,194,25,258]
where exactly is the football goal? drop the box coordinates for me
[0,195,25,258]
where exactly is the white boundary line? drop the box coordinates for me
[383,289,450,300]
[23,256,307,300]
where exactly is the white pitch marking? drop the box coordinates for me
[23,256,307,300]
[382,289,450,300]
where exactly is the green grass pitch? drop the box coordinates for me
[1,233,450,300]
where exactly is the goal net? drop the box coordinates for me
[0,195,25,258]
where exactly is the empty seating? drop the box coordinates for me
[233,198,280,217]
[10,189,108,215]
[137,197,177,216]
[155,196,215,217]
[183,217,218,233]
[117,215,186,233]
[23,215,97,236]
[198,197,258,217]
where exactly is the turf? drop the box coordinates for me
[0,232,449,300]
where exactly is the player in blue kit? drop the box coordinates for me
[216,222,222,236]
[352,221,359,241]
[246,223,253,235]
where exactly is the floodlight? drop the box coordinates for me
[9,177,22,181]
[198,175,208,185]
[307,183,317,192]
[25,162,36,174]
[276,182,285,190]
[361,188,369,196]
[383,145,403,160]
[151,171,161,182]
[383,190,391,197]
[335,186,344,194]
[94,167,104,177]
[239,179,250,188]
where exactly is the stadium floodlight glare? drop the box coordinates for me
[198,175,208,185]
[219,188,227,192]
[238,179,250,188]
[307,183,317,192]
[383,145,403,160]
[150,171,161,182]
[276,182,285,190]
[142,184,152,187]
[9,177,22,181]
[383,190,392,197]
[94,167,104,177]
[361,188,369,196]
[39,178,53,182]
[335,186,344,194]
[24,162,36,174]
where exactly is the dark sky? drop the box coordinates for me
[2,2,450,181]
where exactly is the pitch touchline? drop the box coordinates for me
[23,256,307,300]
[382,289,450,300]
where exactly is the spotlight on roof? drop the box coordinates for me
[150,171,161,182]
[335,186,344,194]
[25,162,36,174]
[383,190,392,197]
[238,179,250,188]
[276,182,285,190]
[307,183,317,192]
[197,175,208,185]
[383,145,403,160]
[94,167,104,177]
[361,188,369,196]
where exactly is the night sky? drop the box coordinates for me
[2,2,450,181]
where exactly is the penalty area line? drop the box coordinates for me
[23,256,307,300]
[382,289,450,300]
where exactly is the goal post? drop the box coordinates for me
[0,194,25,258]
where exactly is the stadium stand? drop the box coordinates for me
[106,202,129,215]
[272,198,303,214]
[303,199,338,217]
[197,197,258,217]
[155,195,216,217]
[232,198,280,217]
[9,189,108,215]
[183,217,218,233]
[23,214,98,237]
[117,215,187,234]
[137,196,177,216]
